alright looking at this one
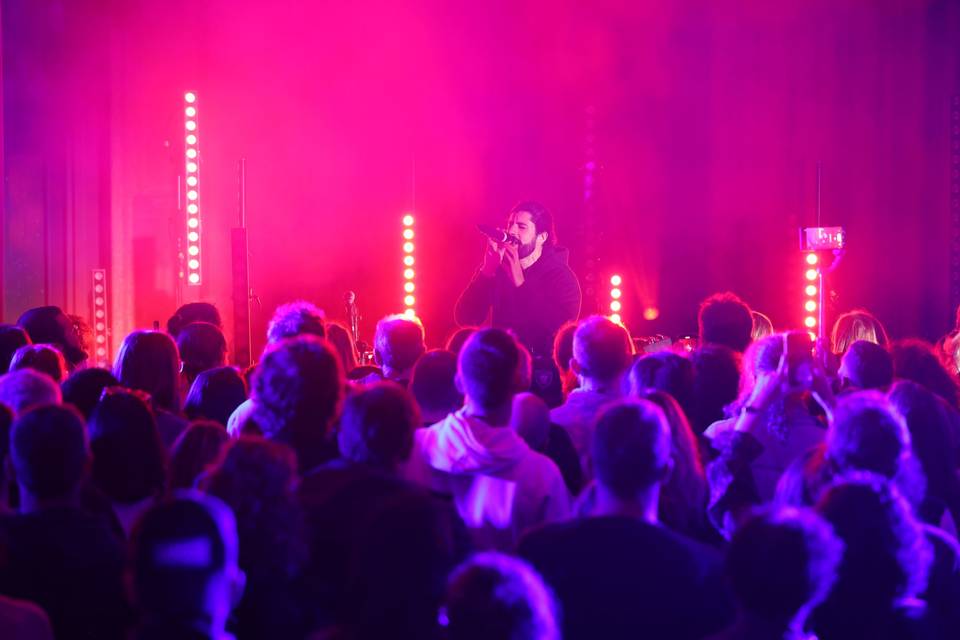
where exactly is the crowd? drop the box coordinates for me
[0,295,958,639]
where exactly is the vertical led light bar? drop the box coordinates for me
[609,274,622,325]
[184,91,202,286]
[803,252,819,334]
[402,214,416,318]
[92,269,110,368]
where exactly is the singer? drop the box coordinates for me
[455,201,581,357]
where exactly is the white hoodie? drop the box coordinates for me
[404,409,571,550]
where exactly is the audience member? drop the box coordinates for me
[0,404,14,514]
[406,328,569,549]
[750,310,774,342]
[16,306,87,370]
[9,344,67,383]
[551,316,632,475]
[203,438,310,639]
[635,389,711,541]
[267,300,326,343]
[340,491,470,640]
[114,330,187,447]
[552,320,578,395]
[442,552,560,640]
[891,339,960,409]
[446,327,477,356]
[0,324,31,374]
[129,492,244,640]
[363,314,426,386]
[698,292,753,353]
[88,390,168,536]
[0,594,54,640]
[709,506,842,640]
[176,322,228,385]
[184,366,247,427]
[168,420,229,491]
[60,367,119,419]
[511,392,584,495]
[0,369,61,416]
[706,333,826,506]
[628,350,696,419]
[519,399,733,639]
[325,321,360,377]
[298,380,462,630]
[830,308,889,356]
[887,380,960,528]
[410,349,463,426]
[251,335,343,472]
[813,474,934,640]
[688,343,741,434]
[166,302,223,338]
[839,339,894,391]
[338,382,418,472]
[0,405,128,639]
[227,301,328,435]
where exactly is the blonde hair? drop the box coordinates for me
[831,309,888,356]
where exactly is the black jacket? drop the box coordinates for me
[454,245,581,357]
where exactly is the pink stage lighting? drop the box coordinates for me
[184,90,201,286]
[92,269,110,368]
[803,252,819,332]
[609,274,622,325]
[403,213,416,317]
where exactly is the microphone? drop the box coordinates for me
[477,223,519,245]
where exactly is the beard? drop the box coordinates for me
[517,239,537,259]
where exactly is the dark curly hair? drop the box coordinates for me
[251,335,343,471]
[202,437,307,580]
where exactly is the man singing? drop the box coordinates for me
[455,201,581,357]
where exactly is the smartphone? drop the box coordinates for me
[784,332,815,390]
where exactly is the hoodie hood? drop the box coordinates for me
[423,409,531,475]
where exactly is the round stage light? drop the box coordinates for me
[403,255,415,267]
[186,134,197,145]
[403,228,414,240]
[185,92,197,103]
[404,268,415,280]
[188,231,199,242]
[185,106,196,117]
[404,295,416,307]
[643,307,660,321]
[188,245,199,256]
[186,176,198,187]
[185,120,197,131]
[187,162,198,173]
[805,253,819,265]
[404,282,415,293]
[805,284,817,297]
[187,217,199,228]
[610,288,622,299]
[95,297,105,306]
[804,316,817,328]
[189,259,200,269]
[403,242,415,254]
[95,309,105,319]
[187,190,198,201]
[402,214,414,227]
[404,308,416,319]
[186,148,198,159]
[188,273,200,284]
[96,335,106,344]
[805,300,817,313]
[610,300,622,312]
[610,274,622,287]
[805,269,818,281]
[94,271,104,281]
[610,313,622,325]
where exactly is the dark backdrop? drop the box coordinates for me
[4,0,960,359]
